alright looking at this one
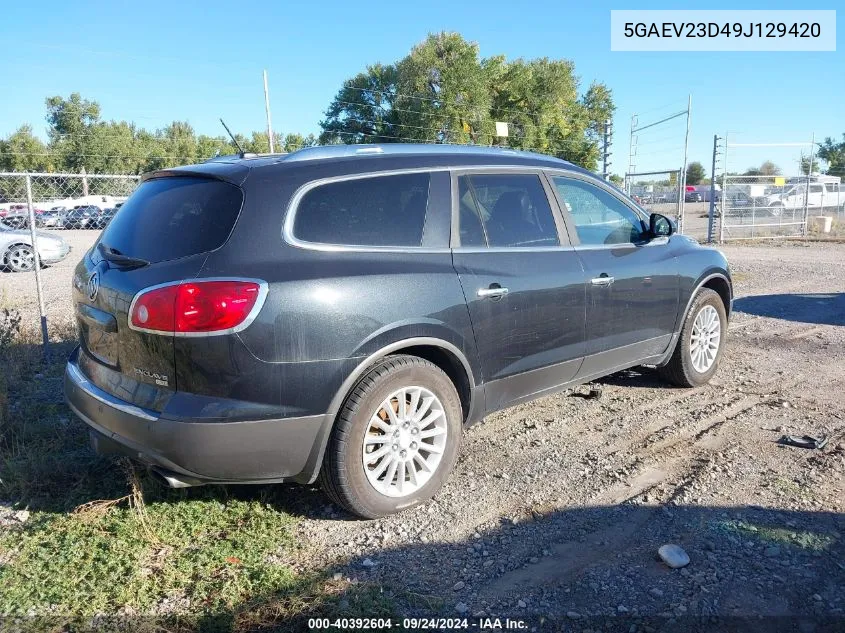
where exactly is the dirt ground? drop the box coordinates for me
[1,232,844,627]
[290,242,845,625]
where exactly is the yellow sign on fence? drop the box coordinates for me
[774,177,786,186]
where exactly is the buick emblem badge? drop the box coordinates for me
[87,273,100,302]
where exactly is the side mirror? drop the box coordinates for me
[649,213,674,237]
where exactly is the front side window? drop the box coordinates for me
[293,173,430,247]
[552,176,646,246]
[457,174,559,248]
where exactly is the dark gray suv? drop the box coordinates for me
[64,144,731,518]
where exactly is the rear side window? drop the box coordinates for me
[457,174,559,248]
[293,173,430,247]
[100,177,243,263]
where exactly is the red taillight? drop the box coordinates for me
[130,280,264,334]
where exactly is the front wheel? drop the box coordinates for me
[5,244,36,273]
[319,355,463,518]
[659,288,727,387]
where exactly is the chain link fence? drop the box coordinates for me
[1,172,140,351]
[624,169,687,233]
[712,139,844,242]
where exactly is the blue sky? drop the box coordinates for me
[1,0,842,176]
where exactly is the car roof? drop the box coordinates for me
[141,143,594,185]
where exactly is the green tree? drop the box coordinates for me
[45,93,101,172]
[799,156,821,175]
[320,32,614,170]
[818,134,845,179]
[744,161,781,176]
[0,125,53,172]
[685,161,706,185]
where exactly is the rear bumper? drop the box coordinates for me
[64,347,331,485]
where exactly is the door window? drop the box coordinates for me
[552,177,647,245]
[457,174,559,248]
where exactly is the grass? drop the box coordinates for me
[0,315,396,630]
[714,519,836,552]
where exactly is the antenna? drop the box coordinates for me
[219,119,245,157]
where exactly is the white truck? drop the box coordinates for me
[762,175,843,216]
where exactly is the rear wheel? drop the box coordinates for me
[5,244,35,273]
[319,355,462,518]
[659,288,727,387]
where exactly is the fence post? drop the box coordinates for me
[676,168,684,233]
[707,135,719,243]
[802,134,815,237]
[719,133,729,244]
[25,174,49,358]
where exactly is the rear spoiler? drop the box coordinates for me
[141,162,250,187]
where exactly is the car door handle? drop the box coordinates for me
[477,286,509,298]
[590,275,615,287]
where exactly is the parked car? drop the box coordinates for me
[762,181,845,216]
[64,144,732,518]
[0,204,48,229]
[1,219,71,272]
[93,207,118,229]
[40,208,65,228]
[61,206,100,229]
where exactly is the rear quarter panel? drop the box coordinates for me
[191,168,479,419]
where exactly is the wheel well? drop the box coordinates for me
[702,276,731,317]
[388,345,472,423]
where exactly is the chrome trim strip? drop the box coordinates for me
[66,360,158,422]
[127,277,269,338]
[282,164,585,254]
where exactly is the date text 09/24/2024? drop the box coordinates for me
[307,617,528,630]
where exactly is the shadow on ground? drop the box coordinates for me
[733,293,845,326]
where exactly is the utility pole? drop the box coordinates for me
[602,119,613,181]
[263,70,275,153]
[707,134,721,243]
[627,114,637,194]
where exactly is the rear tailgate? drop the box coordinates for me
[73,175,245,407]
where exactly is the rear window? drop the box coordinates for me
[293,173,430,247]
[99,177,243,263]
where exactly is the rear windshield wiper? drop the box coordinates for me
[97,242,150,269]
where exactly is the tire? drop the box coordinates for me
[319,354,463,519]
[658,288,727,388]
[5,244,36,273]
[769,203,783,218]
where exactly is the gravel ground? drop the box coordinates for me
[2,231,844,625]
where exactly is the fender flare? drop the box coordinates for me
[295,336,477,484]
[658,271,732,367]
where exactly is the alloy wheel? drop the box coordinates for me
[689,304,721,373]
[361,386,448,498]
[8,245,35,272]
